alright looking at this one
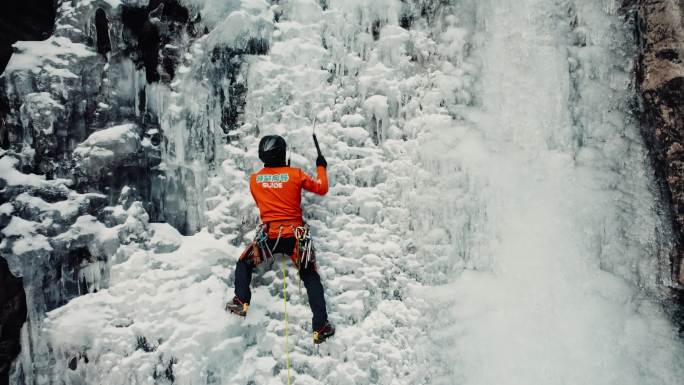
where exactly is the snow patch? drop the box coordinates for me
[0,156,48,186]
[282,0,323,24]
[148,223,183,253]
[207,9,273,49]
[4,36,94,73]
[1,216,53,255]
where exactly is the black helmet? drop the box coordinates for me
[258,135,287,167]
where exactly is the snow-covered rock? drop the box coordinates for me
[73,123,141,180]
[148,222,183,253]
[1,216,53,256]
[5,36,95,74]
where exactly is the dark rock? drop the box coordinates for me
[161,44,180,82]
[95,9,111,58]
[210,39,269,140]
[136,336,156,353]
[0,257,27,385]
[85,194,108,217]
[121,0,193,84]
[67,357,77,371]
[151,0,189,24]
[400,13,415,30]
[0,0,56,74]
[122,5,162,83]
[372,20,382,41]
[635,0,684,287]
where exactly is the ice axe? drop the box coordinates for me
[311,116,327,168]
[312,117,322,157]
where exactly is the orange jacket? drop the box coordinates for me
[250,166,328,237]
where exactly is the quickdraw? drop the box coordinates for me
[294,224,315,270]
[255,224,269,259]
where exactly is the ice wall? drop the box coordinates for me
[12,1,484,383]
[1,0,683,384]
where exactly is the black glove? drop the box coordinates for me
[316,154,327,168]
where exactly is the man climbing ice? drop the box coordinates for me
[226,134,335,344]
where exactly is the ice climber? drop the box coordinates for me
[226,134,335,344]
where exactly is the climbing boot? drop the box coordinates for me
[313,322,335,344]
[226,296,249,317]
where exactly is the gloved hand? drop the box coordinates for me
[316,154,327,168]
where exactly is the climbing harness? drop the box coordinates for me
[241,222,315,272]
[281,254,292,385]
[237,222,320,359]
[240,224,283,267]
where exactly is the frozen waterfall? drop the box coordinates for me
[416,0,684,384]
[1,0,683,384]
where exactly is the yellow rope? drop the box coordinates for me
[281,256,292,385]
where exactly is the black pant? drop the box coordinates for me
[234,237,329,330]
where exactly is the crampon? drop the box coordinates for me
[225,296,249,317]
[313,322,335,344]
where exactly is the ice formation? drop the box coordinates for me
[0,0,683,384]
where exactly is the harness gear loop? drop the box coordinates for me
[272,225,283,251]
[281,255,292,385]
[261,224,282,259]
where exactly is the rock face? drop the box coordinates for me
[0,1,57,73]
[636,0,684,288]
[0,1,215,383]
[0,0,272,382]
[0,257,26,385]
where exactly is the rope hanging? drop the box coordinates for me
[281,255,292,385]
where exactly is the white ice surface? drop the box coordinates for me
[0,156,70,187]
[0,157,46,186]
[4,36,94,73]
[1,216,53,255]
[148,223,183,253]
[34,0,684,384]
[75,123,138,149]
[415,0,684,384]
